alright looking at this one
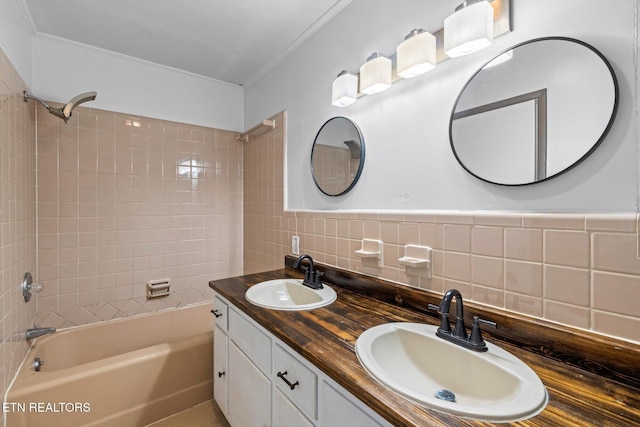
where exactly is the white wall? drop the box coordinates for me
[0,0,33,87]
[31,34,244,131]
[245,0,638,212]
[1,1,244,132]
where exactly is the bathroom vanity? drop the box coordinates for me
[209,257,640,426]
[212,293,390,426]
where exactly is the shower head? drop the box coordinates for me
[23,91,97,123]
[61,92,97,119]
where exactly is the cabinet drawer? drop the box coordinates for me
[228,308,271,374]
[212,295,228,331]
[274,344,318,420]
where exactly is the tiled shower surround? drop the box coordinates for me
[35,103,243,327]
[0,49,37,398]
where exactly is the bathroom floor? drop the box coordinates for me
[146,400,229,427]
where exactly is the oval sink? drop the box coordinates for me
[245,279,337,311]
[355,323,548,422]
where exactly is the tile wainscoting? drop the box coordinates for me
[279,210,640,344]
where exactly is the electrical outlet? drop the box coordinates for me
[292,236,300,255]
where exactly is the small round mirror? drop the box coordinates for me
[450,37,618,186]
[311,117,365,196]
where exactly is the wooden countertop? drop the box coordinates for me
[209,264,640,427]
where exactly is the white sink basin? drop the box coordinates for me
[355,323,548,422]
[245,279,337,311]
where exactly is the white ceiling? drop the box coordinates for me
[22,0,351,86]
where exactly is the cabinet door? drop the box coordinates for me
[229,341,271,427]
[213,325,228,416]
[273,387,314,427]
[319,381,382,427]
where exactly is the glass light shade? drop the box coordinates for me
[444,1,494,58]
[359,53,392,95]
[397,30,436,79]
[332,71,358,107]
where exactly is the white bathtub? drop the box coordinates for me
[6,303,213,427]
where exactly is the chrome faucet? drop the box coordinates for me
[26,325,56,341]
[292,254,324,289]
[429,289,496,352]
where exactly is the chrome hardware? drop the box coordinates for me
[22,272,44,303]
[32,357,45,372]
[211,309,222,318]
[277,371,299,390]
[23,90,97,123]
[26,325,56,341]
[435,388,456,402]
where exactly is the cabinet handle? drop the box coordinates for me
[218,371,225,378]
[211,309,222,318]
[277,371,299,390]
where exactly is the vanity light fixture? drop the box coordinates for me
[444,0,494,58]
[332,70,359,107]
[330,0,511,107]
[397,29,437,79]
[359,53,392,95]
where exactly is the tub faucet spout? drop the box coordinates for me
[26,325,56,341]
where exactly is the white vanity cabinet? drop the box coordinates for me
[213,296,229,416]
[274,343,317,420]
[273,387,314,427]
[228,341,272,426]
[212,292,390,427]
[227,307,272,426]
[320,382,382,427]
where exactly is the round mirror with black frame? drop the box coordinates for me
[449,37,619,186]
[311,116,365,196]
